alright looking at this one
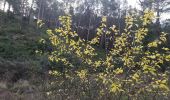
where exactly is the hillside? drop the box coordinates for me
[0,12,52,99]
[0,0,170,99]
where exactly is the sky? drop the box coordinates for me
[127,0,139,8]
[127,0,170,20]
[1,0,170,20]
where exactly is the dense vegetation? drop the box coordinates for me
[0,0,170,100]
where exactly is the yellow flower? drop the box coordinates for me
[165,55,170,61]
[114,68,123,74]
[162,47,169,51]
[110,83,121,93]
[132,73,139,81]
[148,41,158,47]
[77,70,88,79]
[102,16,107,22]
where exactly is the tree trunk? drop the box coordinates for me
[3,0,6,12]
[38,0,43,20]
[41,5,45,20]
[156,0,161,36]
[28,0,35,24]
[156,0,160,26]
[87,15,92,41]
[8,4,10,12]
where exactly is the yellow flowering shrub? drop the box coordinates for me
[39,10,170,99]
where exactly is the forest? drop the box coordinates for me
[0,0,170,100]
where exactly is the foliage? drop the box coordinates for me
[39,10,170,99]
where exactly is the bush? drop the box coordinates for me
[39,10,170,99]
